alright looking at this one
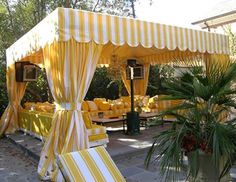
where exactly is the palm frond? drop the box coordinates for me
[146,62,236,181]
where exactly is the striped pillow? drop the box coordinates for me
[58,146,125,182]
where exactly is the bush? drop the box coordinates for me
[0,60,7,116]
[85,67,112,100]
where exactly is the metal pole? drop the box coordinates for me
[126,65,140,135]
[130,78,134,113]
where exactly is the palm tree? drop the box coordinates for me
[145,63,236,181]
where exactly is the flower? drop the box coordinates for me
[181,134,197,153]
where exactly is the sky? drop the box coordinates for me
[135,0,235,31]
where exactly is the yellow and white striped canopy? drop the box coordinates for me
[6,7,229,65]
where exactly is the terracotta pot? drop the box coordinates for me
[187,152,231,182]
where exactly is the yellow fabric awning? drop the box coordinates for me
[6,7,229,66]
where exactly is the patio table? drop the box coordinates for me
[139,112,159,128]
[92,117,126,132]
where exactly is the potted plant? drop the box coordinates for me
[145,63,236,181]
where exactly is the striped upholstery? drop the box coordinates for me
[88,124,107,136]
[18,110,109,146]
[58,146,125,182]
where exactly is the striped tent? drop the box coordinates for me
[1,7,229,181]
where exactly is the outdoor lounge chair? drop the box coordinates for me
[57,146,126,182]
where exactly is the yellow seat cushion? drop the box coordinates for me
[82,101,89,111]
[124,102,131,108]
[94,98,106,105]
[149,95,158,103]
[82,111,92,129]
[86,101,98,111]
[110,104,117,111]
[148,102,156,109]
[24,102,36,110]
[88,133,108,142]
[148,96,159,109]
[34,104,42,112]
[34,102,51,112]
[120,96,130,103]
[116,102,124,109]
[89,111,99,117]
[97,101,110,111]
[142,96,150,106]
[87,124,106,136]
[38,105,55,113]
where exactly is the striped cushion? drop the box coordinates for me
[88,124,106,136]
[89,134,108,142]
[58,146,125,182]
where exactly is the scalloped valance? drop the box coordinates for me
[6,7,229,65]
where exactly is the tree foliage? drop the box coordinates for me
[223,25,236,56]
[85,67,111,100]
[22,69,53,103]
[0,60,7,115]
[147,65,175,96]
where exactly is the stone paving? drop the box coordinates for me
[0,134,179,182]
[0,138,40,182]
[2,124,236,181]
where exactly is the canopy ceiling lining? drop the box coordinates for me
[192,10,236,29]
[97,43,221,65]
[6,7,229,66]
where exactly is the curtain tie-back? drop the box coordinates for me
[56,103,81,111]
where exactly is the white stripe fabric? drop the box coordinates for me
[58,146,125,182]
[6,7,229,64]
[87,125,107,136]
[89,150,115,182]
[159,24,165,49]
[72,152,95,182]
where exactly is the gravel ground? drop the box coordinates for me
[0,138,40,182]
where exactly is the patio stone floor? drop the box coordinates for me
[1,123,236,181]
